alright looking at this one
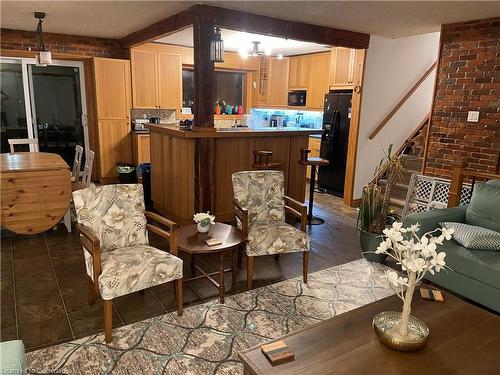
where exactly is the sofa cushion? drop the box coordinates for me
[439,240,500,290]
[465,182,500,232]
[486,179,500,187]
[441,222,500,251]
[0,340,26,373]
[246,221,309,256]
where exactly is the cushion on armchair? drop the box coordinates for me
[440,222,500,251]
[465,181,500,232]
[247,221,310,256]
[73,184,148,252]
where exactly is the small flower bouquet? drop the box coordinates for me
[193,212,215,233]
[375,222,454,341]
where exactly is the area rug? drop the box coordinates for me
[27,259,393,374]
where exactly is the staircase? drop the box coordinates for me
[376,115,429,218]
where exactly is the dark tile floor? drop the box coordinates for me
[0,190,360,351]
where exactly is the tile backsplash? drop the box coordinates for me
[249,108,323,129]
[130,109,177,123]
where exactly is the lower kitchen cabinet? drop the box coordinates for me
[97,120,132,181]
[132,133,151,164]
[306,136,322,180]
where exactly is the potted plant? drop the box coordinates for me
[193,212,215,233]
[372,222,454,351]
[358,144,406,263]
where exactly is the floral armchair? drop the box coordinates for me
[72,184,183,343]
[232,170,310,289]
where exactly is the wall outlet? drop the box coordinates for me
[467,111,479,122]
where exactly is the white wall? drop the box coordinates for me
[353,32,440,199]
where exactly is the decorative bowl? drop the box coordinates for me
[373,311,429,352]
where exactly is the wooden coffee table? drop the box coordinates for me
[176,222,246,303]
[239,291,500,374]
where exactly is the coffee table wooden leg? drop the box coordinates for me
[219,251,225,304]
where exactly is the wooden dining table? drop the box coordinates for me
[1,152,71,234]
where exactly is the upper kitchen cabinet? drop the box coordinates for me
[288,55,309,89]
[93,58,131,119]
[131,47,182,111]
[266,57,290,106]
[306,52,330,109]
[329,47,364,88]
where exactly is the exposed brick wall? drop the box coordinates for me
[0,28,128,59]
[425,17,500,178]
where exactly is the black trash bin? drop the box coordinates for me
[116,162,137,184]
[137,163,152,208]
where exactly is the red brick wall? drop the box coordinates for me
[425,17,500,177]
[0,28,128,59]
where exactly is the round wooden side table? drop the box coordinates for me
[176,222,246,303]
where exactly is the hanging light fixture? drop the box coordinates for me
[34,12,52,66]
[239,41,283,60]
[209,27,224,63]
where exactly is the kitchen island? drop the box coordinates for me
[146,124,323,225]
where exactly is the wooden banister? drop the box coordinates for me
[369,61,437,140]
[448,166,500,207]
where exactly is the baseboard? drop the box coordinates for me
[350,198,361,208]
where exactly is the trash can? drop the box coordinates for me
[116,162,137,184]
[137,163,152,208]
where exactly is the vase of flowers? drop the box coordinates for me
[193,212,215,233]
[372,222,454,351]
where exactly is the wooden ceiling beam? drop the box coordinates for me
[121,4,370,49]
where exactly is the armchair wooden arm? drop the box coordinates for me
[145,211,178,256]
[74,223,102,294]
[284,195,307,233]
[233,199,249,237]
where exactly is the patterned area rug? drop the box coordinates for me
[27,259,393,374]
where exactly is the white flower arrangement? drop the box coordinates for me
[193,212,215,227]
[376,222,454,338]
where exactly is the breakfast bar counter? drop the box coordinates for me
[146,124,322,225]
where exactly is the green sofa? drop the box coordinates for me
[404,179,500,313]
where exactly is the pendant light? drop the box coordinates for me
[34,12,52,66]
[209,27,224,63]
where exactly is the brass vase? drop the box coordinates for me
[372,311,429,352]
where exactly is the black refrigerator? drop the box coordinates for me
[318,91,352,197]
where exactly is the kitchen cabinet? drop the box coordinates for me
[131,48,182,111]
[132,133,151,164]
[266,57,289,106]
[288,56,309,88]
[93,58,132,182]
[329,47,358,87]
[306,136,322,180]
[306,53,330,109]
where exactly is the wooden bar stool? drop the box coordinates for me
[252,150,282,170]
[299,149,330,225]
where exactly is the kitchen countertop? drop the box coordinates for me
[146,124,323,138]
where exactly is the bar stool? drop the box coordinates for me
[252,150,282,170]
[299,149,330,225]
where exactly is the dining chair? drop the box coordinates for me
[71,145,84,183]
[63,149,95,233]
[73,184,183,343]
[8,138,39,152]
[232,170,310,289]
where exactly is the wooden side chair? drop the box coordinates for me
[71,145,84,183]
[232,170,309,289]
[63,149,95,233]
[8,138,39,152]
[73,184,183,343]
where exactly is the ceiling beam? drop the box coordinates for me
[121,4,370,49]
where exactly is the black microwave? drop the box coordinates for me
[288,90,307,106]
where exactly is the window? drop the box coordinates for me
[182,69,245,113]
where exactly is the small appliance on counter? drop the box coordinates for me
[133,118,150,132]
[149,117,161,124]
[179,119,193,131]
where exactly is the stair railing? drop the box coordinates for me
[448,166,500,207]
[368,61,437,140]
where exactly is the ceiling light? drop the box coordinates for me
[245,41,283,59]
[277,54,284,60]
[34,12,52,66]
[209,27,224,63]
[239,47,249,59]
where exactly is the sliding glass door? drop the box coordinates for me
[0,57,88,166]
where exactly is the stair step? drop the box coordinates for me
[389,197,406,208]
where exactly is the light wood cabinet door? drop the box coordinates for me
[97,120,132,178]
[132,133,151,164]
[267,57,289,106]
[288,57,299,88]
[289,56,310,89]
[352,49,366,87]
[306,53,330,109]
[306,137,322,180]
[157,52,182,111]
[330,48,356,87]
[94,58,131,119]
[131,49,158,108]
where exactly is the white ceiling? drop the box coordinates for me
[156,27,331,56]
[1,1,499,40]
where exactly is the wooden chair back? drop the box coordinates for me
[71,145,84,181]
[81,149,95,188]
[8,138,39,152]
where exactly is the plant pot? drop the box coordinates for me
[359,230,388,263]
[197,222,210,233]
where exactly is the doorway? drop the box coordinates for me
[0,57,88,166]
